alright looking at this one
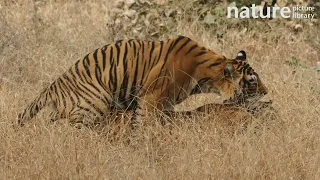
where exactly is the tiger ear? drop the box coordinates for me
[236,50,246,61]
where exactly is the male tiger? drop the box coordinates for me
[18,35,250,126]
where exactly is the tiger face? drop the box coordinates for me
[234,66,268,104]
[187,50,248,99]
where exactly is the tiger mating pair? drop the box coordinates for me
[18,35,268,127]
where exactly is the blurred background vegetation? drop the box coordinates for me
[107,0,318,39]
[104,0,319,58]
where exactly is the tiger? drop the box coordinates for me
[17,35,250,127]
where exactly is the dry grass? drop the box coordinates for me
[0,1,320,179]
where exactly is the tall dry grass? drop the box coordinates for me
[0,0,319,179]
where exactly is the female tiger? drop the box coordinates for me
[18,35,249,126]
[224,65,268,105]
[194,65,270,113]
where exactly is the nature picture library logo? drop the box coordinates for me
[227,3,316,19]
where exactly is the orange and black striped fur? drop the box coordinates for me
[18,35,249,126]
[223,65,268,105]
[195,66,270,114]
[104,68,270,124]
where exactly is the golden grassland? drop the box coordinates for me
[0,1,319,179]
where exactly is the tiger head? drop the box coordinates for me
[235,66,268,103]
[190,50,248,99]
